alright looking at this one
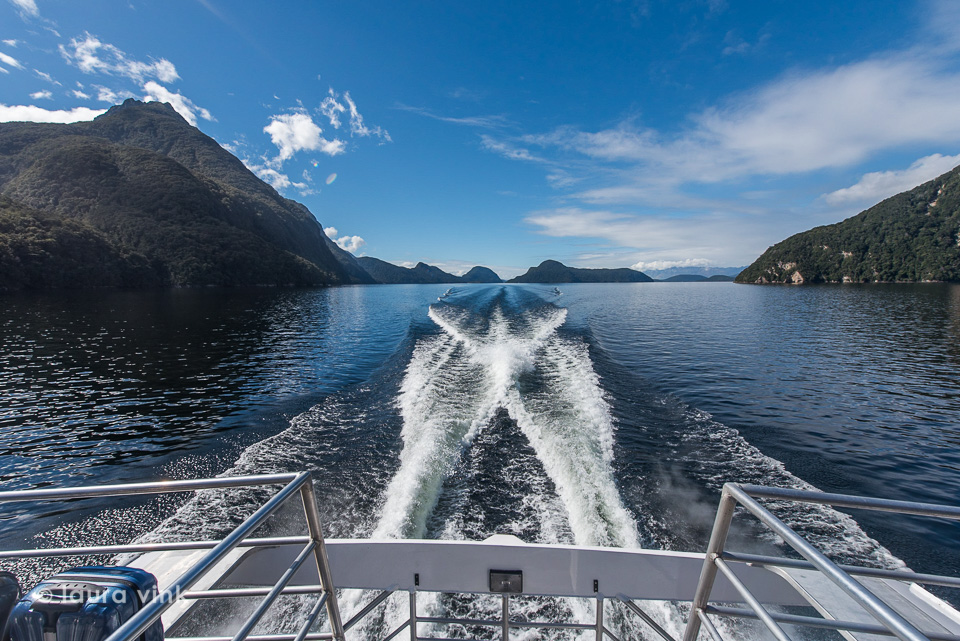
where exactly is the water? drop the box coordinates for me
[1,282,959,637]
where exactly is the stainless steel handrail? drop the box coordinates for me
[682,483,959,641]
[0,472,345,641]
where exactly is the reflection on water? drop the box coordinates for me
[1,282,959,609]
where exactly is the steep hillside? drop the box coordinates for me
[509,260,654,283]
[356,257,463,284]
[0,99,360,289]
[460,266,502,283]
[737,165,960,284]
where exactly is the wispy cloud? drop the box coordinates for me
[823,153,960,205]
[8,0,38,18]
[395,103,509,129]
[34,69,59,85]
[480,134,548,163]
[0,104,106,123]
[60,33,179,83]
[0,51,24,70]
[524,207,776,266]
[29,90,52,100]
[143,81,213,126]
[318,89,390,141]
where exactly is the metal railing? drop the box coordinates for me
[682,483,960,641]
[0,473,345,641]
[335,589,669,641]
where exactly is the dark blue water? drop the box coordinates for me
[1,282,958,622]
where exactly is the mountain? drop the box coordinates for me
[659,274,735,282]
[642,265,746,280]
[355,257,458,284]
[661,274,708,282]
[737,165,960,284]
[355,258,503,284]
[460,266,502,283]
[508,260,654,283]
[0,99,363,290]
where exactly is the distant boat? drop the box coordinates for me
[553,287,562,295]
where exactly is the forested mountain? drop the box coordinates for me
[356,257,501,284]
[737,165,960,284]
[508,260,653,283]
[0,99,364,290]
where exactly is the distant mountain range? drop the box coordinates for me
[509,260,653,283]
[659,274,735,282]
[738,164,960,284]
[642,265,745,280]
[356,258,502,284]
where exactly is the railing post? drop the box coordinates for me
[501,594,509,640]
[409,590,418,641]
[299,477,345,641]
[682,484,738,641]
[596,597,604,641]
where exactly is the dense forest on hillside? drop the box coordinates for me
[738,165,960,284]
[0,100,361,290]
[509,260,653,283]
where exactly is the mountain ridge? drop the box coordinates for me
[0,99,361,290]
[508,260,654,283]
[737,164,960,284]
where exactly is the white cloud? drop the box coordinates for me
[71,89,90,100]
[322,225,365,253]
[142,81,213,126]
[34,69,58,85]
[396,103,508,128]
[264,111,344,164]
[29,90,52,100]
[2,39,18,47]
[334,235,366,253]
[60,34,179,83]
[631,258,711,271]
[515,55,960,193]
[525,207,774,266]
[344,92,389,140]
[0,104,106,123]
[823,153,960,205]
[8,0,38,17]
[319,90,345,128]
[244,162,292,190]
[0,52,24,70]
[95,85,135,103]
[319,89,390,140]
[480,134,547,163]
[0,67,8,74]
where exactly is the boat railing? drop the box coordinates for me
[682,483,960,641]
[0,472,346,641]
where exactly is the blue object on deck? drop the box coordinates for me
[0,571,21,641]
[9,566,163,641]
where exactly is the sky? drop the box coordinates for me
[3,0,960,278]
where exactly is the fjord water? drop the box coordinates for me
[1,283,959,631]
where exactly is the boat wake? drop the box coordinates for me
[101,285,905,639]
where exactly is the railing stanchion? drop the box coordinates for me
[409,590,418,641]
[299,477,345,641]
[596,597,604,641]
[502,594,510,640]
[682,485,738,641]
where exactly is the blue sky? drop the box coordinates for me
[3,0,960,277]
